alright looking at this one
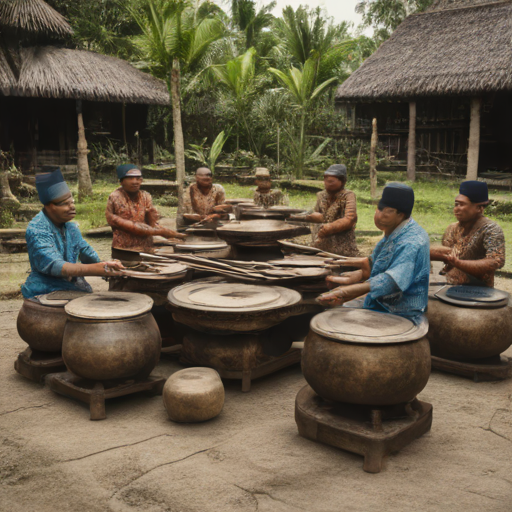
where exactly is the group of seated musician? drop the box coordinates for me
[22,163,505,324]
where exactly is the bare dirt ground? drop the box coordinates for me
[1,273,512,512]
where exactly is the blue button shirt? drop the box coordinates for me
[21,210,101,298]
[364,218,430,321]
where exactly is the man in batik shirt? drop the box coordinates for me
[293,164,359,257]
[431,181,505,287]
[106,164,184,255]
[318,183,430,322]
[253,168,288,208]
[178,167,231,229]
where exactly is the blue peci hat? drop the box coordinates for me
[378,182,415,216]
[459,181,488,204]
[35,169,70,205]
[117,164,141,180]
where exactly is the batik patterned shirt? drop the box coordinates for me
[253,189,288,209]
[182,183,226,216]
[312,189,359,257]
[22,210,100,298]
[441,217,505,287]
[106,188,155,252]
[364,218,430,321]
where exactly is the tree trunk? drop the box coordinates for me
[0,170,18,205]
[170,60,186,220]
[297,110,305,179]
[407,101,416,182]
[76,100,93,201]
[370,118,378,200]
[467,97,482,180]
[122,103,127,148]
[277,124,280,172]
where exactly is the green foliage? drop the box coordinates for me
[185,130,229,172]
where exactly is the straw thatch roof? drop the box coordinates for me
[0,46,170,104]
[428,0,507,11]
[336,0,512,101]
[0,0,73,37]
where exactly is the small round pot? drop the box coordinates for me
[17,299,67,352]
[302,322,431,406]
[63,313,161,381]
[427,299,512,360]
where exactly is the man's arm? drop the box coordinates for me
[106,196,184,239]
[318,191,357,239]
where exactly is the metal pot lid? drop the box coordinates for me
[38,291,89,307]
[310,308,428,344]
[65,292,153,319]
[174,241,228,251]
[216,220,310,242]
[225,198,253,205]
[168,282,301,313]
[434,285,509,309]
[269,206,307,214]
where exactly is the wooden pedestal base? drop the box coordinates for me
[431,355,512,382]
[180,348,301,393]
[14,348,66,383]
[46,371,165,420]
[295,385,433,473]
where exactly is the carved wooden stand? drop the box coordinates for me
[181,348,301,393]
[431,355,512,382]
[46,371,165,420]
[14,348,66,383]
[295,385,433,473]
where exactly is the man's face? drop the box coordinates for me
[196,168,212,188]
[121,176,143,194]
[374,206,405,233]
[324,175,344,194]
[255,177,271,191]
[45,193,76,224]
[453,194,484,223]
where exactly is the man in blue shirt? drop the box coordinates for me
[318,183,430,322]
[21,169,124,298]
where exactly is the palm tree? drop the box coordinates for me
[268,56,337,179]
[127,0,225,212]
[231,0,275,50]
[210,47,259,156]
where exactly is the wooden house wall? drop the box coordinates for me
[0,97,149,172]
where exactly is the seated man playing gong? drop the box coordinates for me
[178,167,232,229]
[22,169,124,299]
[317,183,430,322]
[106,164,185,256]
[253,167,288,208]
[430,181,505,288]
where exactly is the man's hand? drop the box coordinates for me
[328,257,371,280]
[326,270,363,289]
[430,245,453,262]
[317,223,336,239]
[203,214,220,223]
[317,282,371,307]
[162,228,186,240]
[213,204,232,213]
[183,213,202,223]
[146,207,159,226]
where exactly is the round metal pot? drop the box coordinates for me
[62,312,161,381]
[17,299,67,352]
[427,298,512,360]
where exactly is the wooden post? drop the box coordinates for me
[370,118,378,200]
[122,103,127,148]
[407,101,416,182]
[467,97,482,180]
[76,100,93,200]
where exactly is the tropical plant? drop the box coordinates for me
[268,57,337,178]
[127,0,225,213]
[210,47,259,156]
[185,130,229,172]
[356,0,433,42]
[231,0,276,50]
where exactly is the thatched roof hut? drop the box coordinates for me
[0,0,73,37]
[0,46,169,104]
[336,0,512,101]
[335,0,512,180]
